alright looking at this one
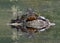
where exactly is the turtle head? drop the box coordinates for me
[49,23,55,26]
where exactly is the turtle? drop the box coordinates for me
[7,8,55,38]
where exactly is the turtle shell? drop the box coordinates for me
[20,14,50,33]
